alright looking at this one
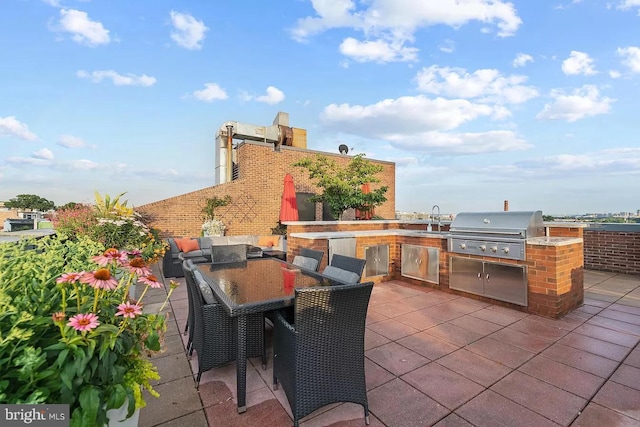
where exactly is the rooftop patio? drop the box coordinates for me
[140,264,640,426]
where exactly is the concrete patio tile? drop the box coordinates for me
[583,271,618,286]
[139,377,204,427]
[518,355,606,400]
[365,328,391,351]
[204,395,292,427]
[433,298,490,315]
[302,402,385,427]
[623,347,640,368]
[393,310,443,330]
[449,315,505,336]
[369,300,418,318]
[150,332,187,358]
[365,358,395,391]
[557,332,631,361]
[592,381,640,421]
[365,341,429,376]
[617,295,640,309]
[582,298,612,308]
[437,349,511,387]
[490,371,586,426]
[397,331,460,360]
[400,292,449,310]
[508,317,571,342]
[419,305,467,322]
[367,378,450,427]
[468,307,524,326]
[151,352,194,386]
[386,284,430,298]
[598,308,640,326]
[197,380,233,408]
[489,327,555,353]
[572,402,640,427]
[466,337,535,369]
[527,313,585,332]
[402,362,484,410]
[485,304,529,319]
[541,343,619,378]
[433,413,475,427]
[367,317,420,341]
[576,304,603,315]
[456,390,559,427]
[366,309,389,325]
[608,303,640,316]
[424,323,485,346]
[153,410,209,427]
[583,291,621,303]
[610,364,640,391]
[586,316,640,337]
[573,323,640,347]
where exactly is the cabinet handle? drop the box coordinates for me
[477,273,482,279]
[486,274,490,281]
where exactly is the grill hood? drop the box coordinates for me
[450,211,545,239]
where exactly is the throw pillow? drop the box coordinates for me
[292,255,318,271]
[176,238,200,253]
[257,235,275,247]
[322,265,361,284]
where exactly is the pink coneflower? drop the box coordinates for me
[81,268,119,290]
[124,257,151,276]
[67,313,100,332]
[92,248,128,267]
[52,312,66,323]
[127,249,142,257]
[116,301,143,318]
[139,274,162,289]
[56,272,84,284]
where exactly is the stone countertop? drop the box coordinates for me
[290,229,449,239]
[527,236,583,246]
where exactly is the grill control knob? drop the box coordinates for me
[479,245,486,251]
[502,247,510,254]
[490,246,498,253]
[459,243,466,249]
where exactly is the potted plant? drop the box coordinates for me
[0,235,178,426]
[200,195,231,236]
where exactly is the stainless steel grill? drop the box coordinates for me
[447,211,544,261]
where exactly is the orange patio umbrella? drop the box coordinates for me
[279,173,299,222]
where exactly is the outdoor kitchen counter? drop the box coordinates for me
[290,229,448,239]
[527,236,583,246]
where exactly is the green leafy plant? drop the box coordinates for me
[294,154,388,220]
[201,195,232,221]
[0,235,178,426]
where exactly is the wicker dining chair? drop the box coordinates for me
[182,259,197,355]
[329,254,366,277]
[272,282,374,427]
[298,248,325,271]
[183,260,266,387]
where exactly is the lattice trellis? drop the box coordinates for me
[217,193,258,226]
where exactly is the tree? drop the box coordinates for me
[294,154,388,220]
[5,194,55,212]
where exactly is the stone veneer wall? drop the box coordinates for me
[136,142,395,238]
[583,228,640,275]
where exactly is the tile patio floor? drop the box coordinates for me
[139,267,640,427]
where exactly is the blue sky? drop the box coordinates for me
[1,0,639,215]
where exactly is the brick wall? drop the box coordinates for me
[137,142,395,238]
[527,240,584,318]
[584,229,640,275]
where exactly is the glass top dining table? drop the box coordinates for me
[195,257,335,413]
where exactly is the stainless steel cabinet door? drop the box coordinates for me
[483,262,527,306]
[449,257,484,295]
[365,245,389,277]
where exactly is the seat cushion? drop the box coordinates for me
[292,255,318,271]
[197,278,216,304]
[181,249,204,258]
[322,265,361,284]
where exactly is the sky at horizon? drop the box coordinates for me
[1,0,639,216]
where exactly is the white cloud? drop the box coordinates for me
[55,9,110,47]
[617,46,640,72]
[77,70,157,86]
[42,0,61,7]
[58,134,88,148]
[33,148,54,160]
[191,83,228,102]
[536,85,614,122]
[415,66,539,104]
[339,37,418,63]
[0,116,38,141]
[609,70,622,78]
[321,95,497,136]
[292,0,522,41]
[513,53,533,67]
[170,11,208,50]
[255,86,285,104]
[439,39,455,54]
[617,0,640,10]
[562,51,597,75]
[385,130,531,154]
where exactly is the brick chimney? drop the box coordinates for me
[504,200,509,211]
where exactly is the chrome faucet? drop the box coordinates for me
[431,205,441,232]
